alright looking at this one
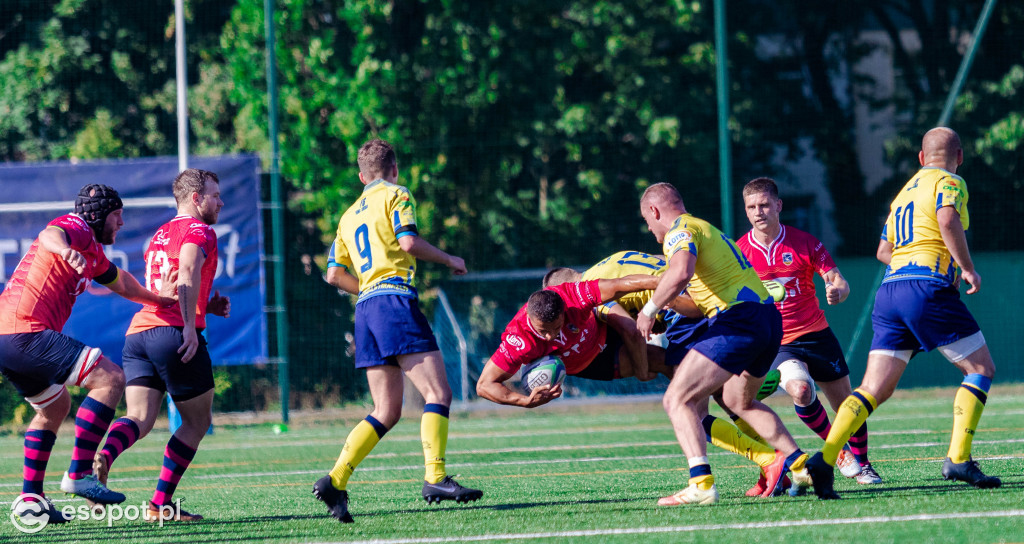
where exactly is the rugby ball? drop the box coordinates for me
[757,369,781,400]
[762,279,787,303]
[520,356,567,395]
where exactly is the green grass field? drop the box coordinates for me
[2,386,1023,543]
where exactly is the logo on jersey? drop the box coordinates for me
[667,231,692,247]
[355,198,368,214]
[567,324,579,334]
[782,252,794,265]
[506,334,525,351]
[153,229,170,246]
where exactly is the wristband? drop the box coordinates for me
[641,301,660,319]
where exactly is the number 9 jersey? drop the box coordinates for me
[881,166,969,285]
[662,214,771,317]
[334,179,420,302]
[126,215,218,333]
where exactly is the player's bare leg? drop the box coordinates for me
[659,350,734,505]
[402,351,482,504]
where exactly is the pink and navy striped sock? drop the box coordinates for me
[150,435,197,508]
[848,422,870,465]
[68,396,116,480]
[100,417,141,467]
[23,429,57,499]
[794,397,832,441]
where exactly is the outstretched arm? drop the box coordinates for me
[105,267,177,307]
[596,274,661,303]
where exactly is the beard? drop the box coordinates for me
[98,225,117,245]
[200,207,219,225]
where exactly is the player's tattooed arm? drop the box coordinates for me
[177,243,206,363]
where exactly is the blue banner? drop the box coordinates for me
[0,155,268,365]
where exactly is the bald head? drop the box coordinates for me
[920,127,963,170]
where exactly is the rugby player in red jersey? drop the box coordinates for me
[475,275,663,408]
[1,185,176,523]
[93,169,229,522]
[736,177,881,495]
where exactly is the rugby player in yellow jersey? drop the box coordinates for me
[806,127,1001,499]
[637,183,809,506]
[313,139,482,523]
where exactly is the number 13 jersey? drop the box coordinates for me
[127,214,218,333]
[334,179,420,302]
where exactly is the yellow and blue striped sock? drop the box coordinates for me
[821,389,877,467]
[947,374,992,463]
[703,415,776,468]
[422,404,450,484]
[730,414,769,446]
[329,416,388,490]
[688,459,715,490]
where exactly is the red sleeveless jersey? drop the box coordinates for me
[0,214,114,333]
[736,225,836,344]
[127,215,218,334]
[490,280,607,375]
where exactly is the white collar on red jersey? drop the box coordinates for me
[747,225,787,264]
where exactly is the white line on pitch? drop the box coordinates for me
[309,510,1024,544]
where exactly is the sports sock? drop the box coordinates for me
[150,435,196,508]
[794,397,831,441]
[729,414,768,446]
[100,417,141,467]
[821,388,877,467]
[786,450,808,472]
[329,416,388,490]
[848,422,870,465]
[421,404,450,484]
[68,396,115,479]
[947,374,991,463]
[688,459,715,490]
[23,429,56,498]
[702,415,776,468]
